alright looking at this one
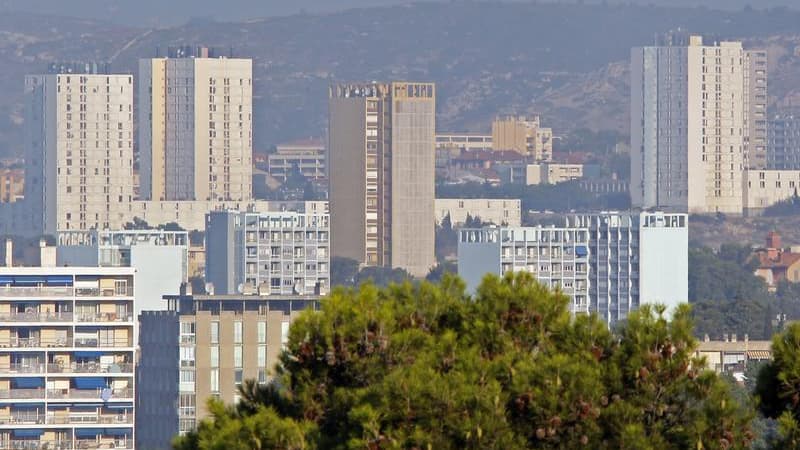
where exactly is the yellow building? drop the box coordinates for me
[491,115,552,161]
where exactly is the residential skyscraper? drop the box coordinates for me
[139,46,253,202]
[328,82,436,277]
[631,33,756,214]
[24,64,135,235]
[744,50,768,169]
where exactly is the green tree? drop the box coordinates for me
[175,273,754,449]
[755,323,800,448]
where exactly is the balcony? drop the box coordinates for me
[0,286,74,298]
[74,287,133,298]
[6,440,72,450]
[75,313,133,324]
[74,338,131,349]
[46,363,133,375]
[0,337,70,349]
[76,440,132,449]
[0,312,74,323]
[0,388,45,399]
[0,363,45,374]
[46,387,133,400]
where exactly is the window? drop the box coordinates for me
[180,347,195,367]
[180,370,195,383]
[234,346,243,368]
[258,322,266,344]
[258,344,266,367]
[210,322,219,344]
[210,369,219,393]
[210,346,219,368]
[235,369,243,384]
[281,322,290,349]
[234,321,243,344]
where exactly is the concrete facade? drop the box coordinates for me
[329,82,436,277]
[139,48,253,202]
[0,266,136,449]
[491,116,552,161]
[205,205,330,296]
[137,295,317,449]
[267,139,326,182]
[742,169,800,215]
[24,70,135,236]
[631,34,756,214]
[459,212,688,326]
[434,198,521,227]
[767,112,800,170]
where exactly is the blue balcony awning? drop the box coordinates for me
[74,428,104,438]
[13,377,44,388]
[12,403,44,409]
[12,276,47,285]
[74,351,103,359]
[71,403,104,409]
[575,246,588,257]
[106,402,133,409]
[13,429,43,438]
[45,275,73,286]
[105,428,132,437]
[74,377,106,390]
[0,276,13,284]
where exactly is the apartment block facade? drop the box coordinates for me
[0,266,135,449]
[139,47,253,202]
[267,139,326,183]
[631,33,764,214]
[434,198,521,227]
[24,66,135,235]
[205,205,330,296]
[137,295,317,450]
[56,230,189,314]
[329,82,436,277]
[458,212,688,326]
[491,115,552,161]
[767,111,800,170]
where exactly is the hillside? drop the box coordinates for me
[2,3,800,155]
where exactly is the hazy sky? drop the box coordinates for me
[0,0,797,26]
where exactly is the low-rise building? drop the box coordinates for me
[205,204,330,296]
[458,212,688,326]
[695,335,771,375]
[435,198,521,227]
[0,263,136,449]
[752,231,800,290]
[742,169,800,215]
[267,138,326,183]
[492,115,553,161]
[136,293,318,450]
[0,168,24,203]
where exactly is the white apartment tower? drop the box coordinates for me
[24,63,135,235]
[139,46,253,202]
[631,33,762,214]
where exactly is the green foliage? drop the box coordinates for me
[755,323,800,449]
[330,256,414,288]
[689,246,775,340]
[174,273,755,449]
[762,192,800,217]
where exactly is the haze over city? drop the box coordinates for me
[0,1,800,448]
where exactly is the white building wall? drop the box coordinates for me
[638,212,689,315]
[435,199,521,227]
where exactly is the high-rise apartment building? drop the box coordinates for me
[631,33,762,214]
[744,50,768,169]
[767,111,800,170]
[491,115,552,161]
[24,64,135,235]
[328,82,436,277]
[139,46,253,202]
[267,139,326,183]
[0,265,136,449]
[204,203,330,296]
[458,212,688,326]
[137,294,317,449]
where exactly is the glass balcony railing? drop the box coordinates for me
[0,337,70,348]
[75,313,133,323]
[46,387,133,400]
[6,440,73,450]
[0,388,45,399]
[75,287,134,297]
[0,363,45,374]
[74,338,131,348]
[46,362,133,374]
[0,286,74,298]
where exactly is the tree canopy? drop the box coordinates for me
[174,273,755,449]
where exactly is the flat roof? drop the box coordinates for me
[0,266,135,276]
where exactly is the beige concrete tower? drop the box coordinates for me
[631,33,751,214]
[139,47,253,202]
[24,64,135,235]
[329,82,436,277]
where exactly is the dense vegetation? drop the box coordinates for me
[174,273,758,449]
[689,244,800,340]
